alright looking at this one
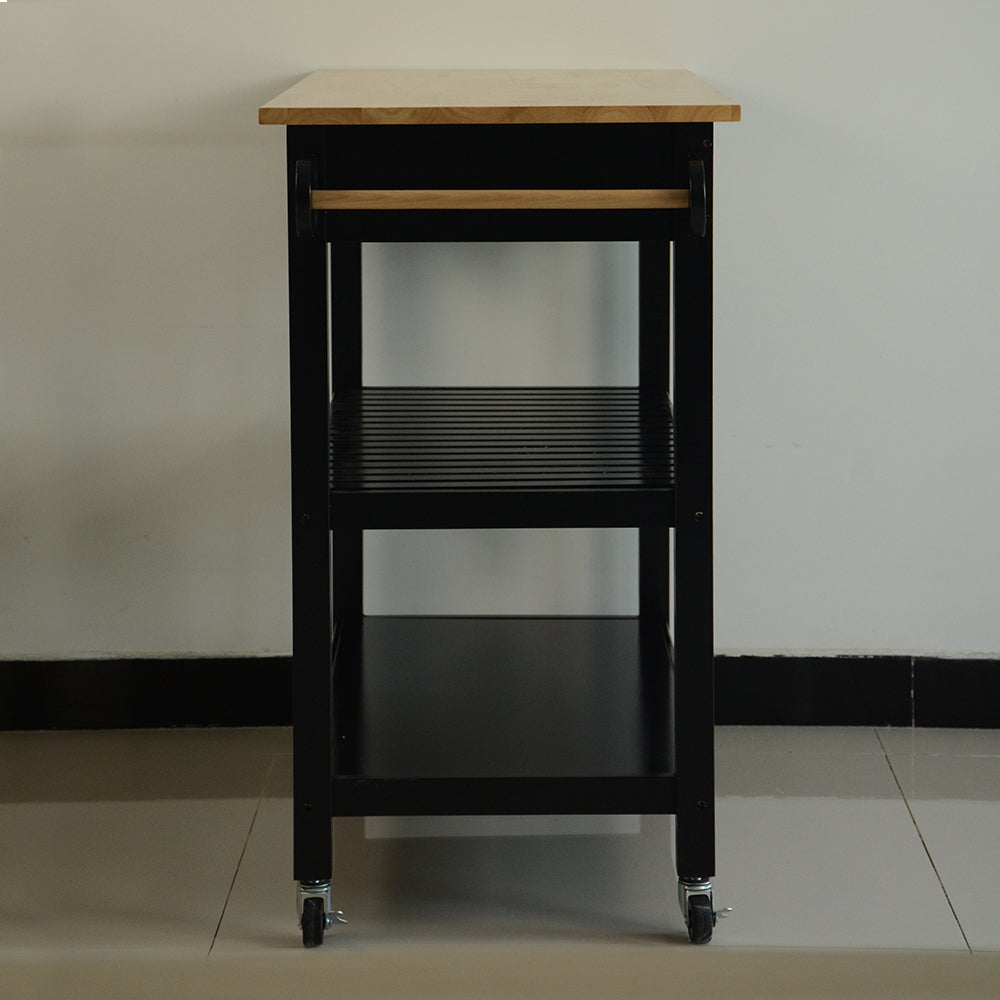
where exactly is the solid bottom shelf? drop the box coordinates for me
[331,616,676,816]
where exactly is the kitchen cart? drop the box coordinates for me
[259,70,740,947]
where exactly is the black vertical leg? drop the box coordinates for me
[330,242,364,624]
[327,242,363,935]
[331,243,363,392]
[638,239,673,779]
[638,240,671,628]
[638,240,671,393]
[672,126,715,887]
[288,127,334,887]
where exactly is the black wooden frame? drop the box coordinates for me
[285,120,717,894]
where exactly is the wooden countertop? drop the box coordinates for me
[259,69,740,126]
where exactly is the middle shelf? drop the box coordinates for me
[329,387,675,529]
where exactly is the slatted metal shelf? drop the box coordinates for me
[329,387,675,528]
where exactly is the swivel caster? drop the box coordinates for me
[297,881,347,948]
[678,878,731,944]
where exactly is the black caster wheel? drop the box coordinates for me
[301,896,326,948]
[686,894,714,945]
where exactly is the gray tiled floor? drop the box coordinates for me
[1,726,998,995]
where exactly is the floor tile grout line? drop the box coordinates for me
[207,754,277,958]
[874,728,972,954]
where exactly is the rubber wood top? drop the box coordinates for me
[259,69,740,125]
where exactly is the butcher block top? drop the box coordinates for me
[259,69,740,126]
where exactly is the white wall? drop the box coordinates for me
[1,1,997,658]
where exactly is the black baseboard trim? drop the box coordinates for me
[0,658,294,731]
[913,659,1000,728]
[1,655,997,731]
[715,655,914,727]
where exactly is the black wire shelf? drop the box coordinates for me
[329,387,675,528]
